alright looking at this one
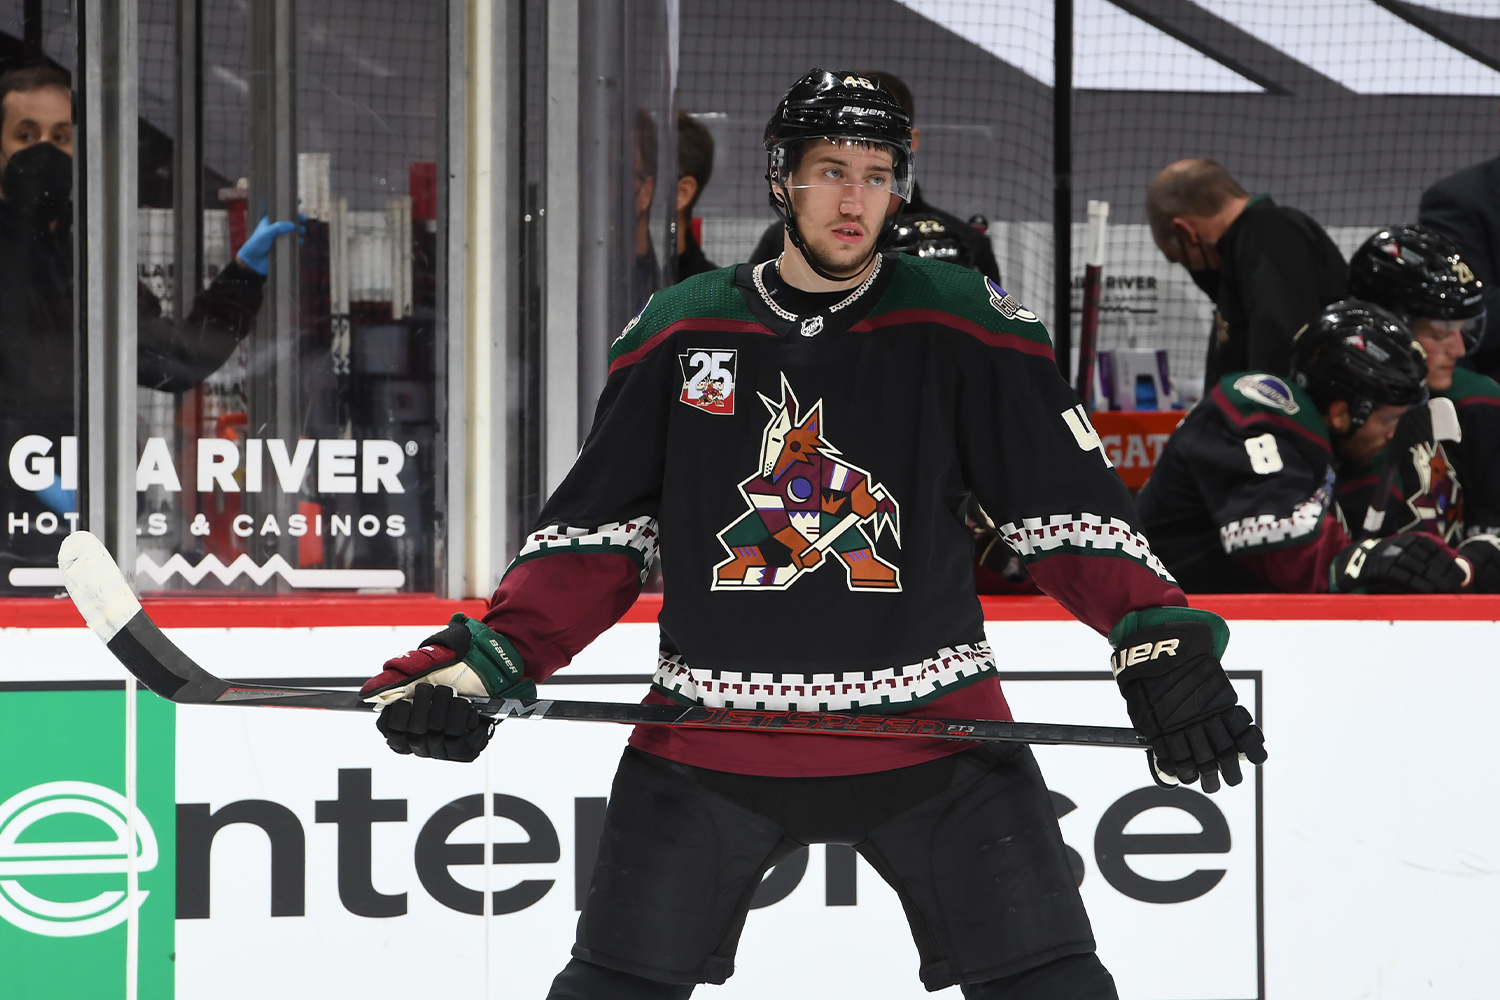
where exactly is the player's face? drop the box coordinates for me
[0,87,73,166]
[1413,318,1467,391]
[788,140,895,278]
[1341,403,1409,466]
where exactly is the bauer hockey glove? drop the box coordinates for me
[361,614,536,762]
[1330,533,1467,594]
[1109,610,1266,794]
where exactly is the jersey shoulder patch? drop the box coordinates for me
[1441,366,1500,406]
[1213,371,1329,448]
[1231,373,1302,414]
[865,255,1052,351]
[607,267,754,366]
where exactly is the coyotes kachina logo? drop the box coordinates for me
[713,375,901,591]
[1404,440,1463,543]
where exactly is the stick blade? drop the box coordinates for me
[59,531,142,644]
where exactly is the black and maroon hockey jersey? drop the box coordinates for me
[1339,367,1500,544]
[1136,372,1350,593]
[479,253,1186,776]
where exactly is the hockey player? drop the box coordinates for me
[1137,299,1476,594]
[1342,226,1500,586]
[361,69,1265,1000]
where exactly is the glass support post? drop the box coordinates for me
[173,0,203,322]
[247,0,300,582]
[78,0,140,577]
[438,0,469,598]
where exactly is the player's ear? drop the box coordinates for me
[909,127,921,154]
[1325,399,1351,434]
[677,175,697,214]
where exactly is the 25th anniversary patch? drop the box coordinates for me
[679,349,737,414]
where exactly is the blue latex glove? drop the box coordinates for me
[236,215,298,275]
[35,481,75,514]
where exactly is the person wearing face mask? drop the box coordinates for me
[1146,158,1347,396]
[0,65,296,412]
[1136,300,1490,594]
[1339,226,1500,588]
[0,64,294,589]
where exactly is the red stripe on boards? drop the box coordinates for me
[9,590,1500,629]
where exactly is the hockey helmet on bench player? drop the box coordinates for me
[1291,299,1429,429]
[1347,224,1485,353]
[883,211,979,271]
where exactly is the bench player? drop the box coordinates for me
[1138,299,1480,593]
[362,69,1266,1000]
[1342,225,1500,587]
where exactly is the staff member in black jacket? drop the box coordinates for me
[1147,158,1347,393]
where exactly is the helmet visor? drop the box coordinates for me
[772,137,914,203]
[1419,313,1487,354]
[1462,311,1486,354]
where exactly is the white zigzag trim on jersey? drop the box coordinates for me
[996,512,1175,582]
[134,552,404,589]
[1219,497,1324,553]
[653,642,997,712]
[518,518,660,581]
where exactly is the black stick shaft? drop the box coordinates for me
[190,681,1142,749]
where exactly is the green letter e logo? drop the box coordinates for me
[0,781,158,937]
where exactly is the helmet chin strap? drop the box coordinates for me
[770,180,879,285]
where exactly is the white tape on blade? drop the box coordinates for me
[57,532,142,643]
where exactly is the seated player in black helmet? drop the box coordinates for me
[1341,225,1500,588]
[747,69,1001,283]
[883,210,978,270]
[362,67,1265,1000]
[1138,299,1480,594]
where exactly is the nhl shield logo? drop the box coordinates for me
[679,349,737,414]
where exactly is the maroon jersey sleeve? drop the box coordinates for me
[478,297,680,681]
[1234,513,1349,593]
[948,286,1186,634]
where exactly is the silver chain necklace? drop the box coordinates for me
[752,252,883,328]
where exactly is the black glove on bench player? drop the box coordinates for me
[1331,533,1468,594]
[1109,610,1266,793]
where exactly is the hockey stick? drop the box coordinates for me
[1073,199,1108,411]
[58,532,1144,749]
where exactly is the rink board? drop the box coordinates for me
[3,600,1499,999]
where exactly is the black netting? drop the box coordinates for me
[679,0,1500,401]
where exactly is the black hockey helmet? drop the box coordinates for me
[1347,224,1485,352]
[882,212,977,270]
[764,69,914,280]
[1291,299,1429,428]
